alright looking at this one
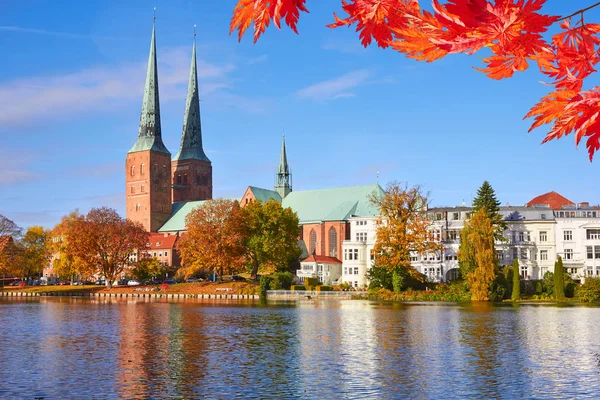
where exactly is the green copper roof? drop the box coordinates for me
[278,135,289,175]
[282,184,384,224]
[158,198,240,232]
[249,186,281,203]
[173,39,210,162]
[129,24,170,155]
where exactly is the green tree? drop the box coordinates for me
[132,256,165,282]
[511,258,520,301]
[458,209,498,301]
[242,199,301,279]
[554,256,565,301]
[18,226,51,280]
[365,264,393,291]
[472,181,507,241]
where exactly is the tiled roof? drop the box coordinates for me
[147,233,178,249]
[282,184,384,224]
[301,254,342,264]
[526,191,574,210]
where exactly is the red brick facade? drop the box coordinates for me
[125,151,172,232]
[171,159,213,203]
[300,221,349,259]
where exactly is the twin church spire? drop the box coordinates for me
[129,20,209,165]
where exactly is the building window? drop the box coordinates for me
[309,229,317,255]
[447,230,458,240]
[540,250,548,261]
[453,212,459,220]
[141,185,145,193]
[587,246,594,259]
[329,227,337,258]
[343,267,347,274]
[520,266,528,278]
[177,175,182,185]
[539,231,547,242]
[586,229,600,240]
[564,249,573,260]
[140,163,145,175]
[541,213,547,219]
[354,267,359,275]
[370,251,375,261]
[520,248,528,260]
[512,248,518,260]
[130,165,135,176]
[164,251,168,257]
[130,185,135,194]
[136,203,141,212]
[356,232,367,242]
[564,230,573,241]
[596,246,600,259]
[496,250,504,261]
[183,173,188,185]
[518,232,524,242]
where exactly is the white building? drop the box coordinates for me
[420,192,599,283]
[340,216,378,289]
[297,255,342,285]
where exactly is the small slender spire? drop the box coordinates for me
[129,14,169,154]
[275,134,292,198]
[173,25,210,162]
[278,134,289,175]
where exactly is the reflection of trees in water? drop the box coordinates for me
[458,302,531,398]
[116,299,209,398]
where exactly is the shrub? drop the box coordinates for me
[542,271,554,295]
[511,260,520,301]
[554,257,565,301]
[291,285,306,291]
[565,282,576,298]
[238,284,259,296]
[534,281,543,295]
[316,285,333,291]
[304,277,319,287]
[339,282,352,291]
[577,278,600,303]
[269,272,295,290]
[489,273,509,302]
[259,276,272,300]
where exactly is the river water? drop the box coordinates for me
[0,297,599,399]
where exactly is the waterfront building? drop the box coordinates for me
[420,192,600,283]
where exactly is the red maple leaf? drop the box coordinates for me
[230,0,309,43]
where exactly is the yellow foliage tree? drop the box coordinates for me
[459,209,498,301]
[371,182,442,279]
[50,211,92,281]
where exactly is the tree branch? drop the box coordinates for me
[558,1,600,22]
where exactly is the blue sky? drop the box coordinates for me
[1,1,598,228]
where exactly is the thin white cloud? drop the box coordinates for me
[295,69,371,102]
[0,25,118,40]
[0,46,259,126]
[0,150,41,187]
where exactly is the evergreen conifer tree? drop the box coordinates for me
[472,181,507,240]
[511,258,520,301]
[554,257,565,301]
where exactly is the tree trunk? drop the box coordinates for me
[250,258,260,280]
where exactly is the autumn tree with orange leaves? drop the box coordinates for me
[458,208,498,301]
[177,199,247,279]
[67,207,148,288]
[370,182,442,281]
[230,0,600,160]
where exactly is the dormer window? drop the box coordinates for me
[156,242,161,246]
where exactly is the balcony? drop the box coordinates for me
[296,269,316,278]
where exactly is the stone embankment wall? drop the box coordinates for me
[0,292,258,300]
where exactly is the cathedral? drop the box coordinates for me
[125,22,212,233]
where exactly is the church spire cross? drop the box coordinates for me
[128,16,169,154]
[173,26,210,162]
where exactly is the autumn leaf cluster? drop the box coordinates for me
[230,0,600,160]
[370,182,442,279]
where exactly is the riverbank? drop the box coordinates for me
[0,281,259,299]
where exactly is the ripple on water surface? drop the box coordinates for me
[0,298,599,399]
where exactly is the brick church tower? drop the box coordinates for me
[171,34,213,203]
[126,23,172,232]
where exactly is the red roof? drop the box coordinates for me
[301,255,342,264]
[147,233,178,250]
[526,191,574,210]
